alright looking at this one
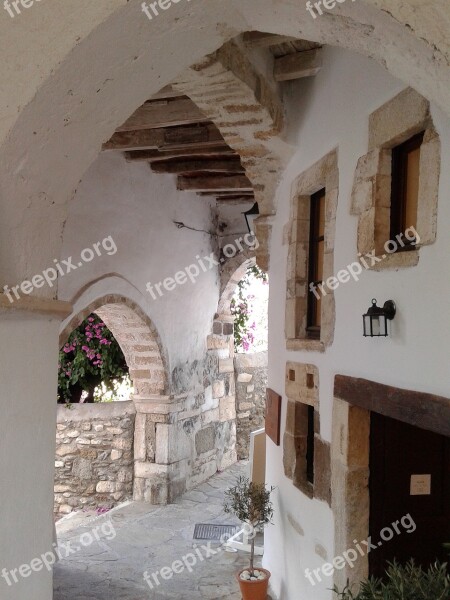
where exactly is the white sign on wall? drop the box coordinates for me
[410,474,432,496]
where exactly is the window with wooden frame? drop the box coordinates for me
[390,131,424,249]
[307,189,325,338]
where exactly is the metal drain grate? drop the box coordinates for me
[193,523,240,541]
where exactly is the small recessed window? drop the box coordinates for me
[390,132,424,248]
[306,405,315,484]
[307,189,325,337]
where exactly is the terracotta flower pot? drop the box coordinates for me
[236,568,271,600]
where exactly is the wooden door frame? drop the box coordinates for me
[331,375,450,590]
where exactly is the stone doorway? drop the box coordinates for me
[332,375,450,589]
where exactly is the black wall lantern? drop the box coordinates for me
[243,202,259,234]
[363,299,396,337]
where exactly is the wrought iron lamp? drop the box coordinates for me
[363,299,396,337]
[243,202,259,234]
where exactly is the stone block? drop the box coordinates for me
[219,396,236,422]
[237,373,252,383]
[202,408,220,424]
[195,427,216,455]
[96,481,116,493]
[212,379,225,398]
[219,358,234,373]
[369,87,430,151]
[223,322,234,336]
[72,458,93,480]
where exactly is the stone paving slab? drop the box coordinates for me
[54,462,266,600]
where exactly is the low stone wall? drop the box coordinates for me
[234,351,268,459]
[55,402,135,518]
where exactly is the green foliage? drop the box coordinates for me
[224,476,275,527]
[230,264,268,352]
[333,561,450,600]
[58,314,128,404]
[224,476,275,574]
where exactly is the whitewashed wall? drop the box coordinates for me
[59,152,219,369]
[264,46,450,600]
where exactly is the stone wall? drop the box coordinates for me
[55,402,135,518]
[234,351,268,459]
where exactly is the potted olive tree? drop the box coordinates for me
[224,476,275,600]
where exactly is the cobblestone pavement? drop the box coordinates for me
[54,462,264,600]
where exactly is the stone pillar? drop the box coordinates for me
[132,395,186,504]
[331,399,370,590]
[209,314,237,471]
[0,298,71,600]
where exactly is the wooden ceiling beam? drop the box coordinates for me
[243,31,297,47]
[150,158,244,174]
[274,48,323,82]
[177,174,253,192]
[103,124,224,152]
[125,145,236,162]
[200,191,255,197]
[116,98,207,132]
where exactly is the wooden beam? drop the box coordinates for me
[150,158,244,174]
[177,175,253,192]
[149,86,185,100]
[243,31,297,48]
[117,98,207,132]
[274,48,323,82]
[103,124,224,152]
[216,197,256,205]
[334,375,450,438]
[199,191,254,197]
[125,146,235,162]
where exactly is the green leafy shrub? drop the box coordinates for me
[333,561,450,600]
[58,314,128,404]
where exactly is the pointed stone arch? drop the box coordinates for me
[60,294,169,397]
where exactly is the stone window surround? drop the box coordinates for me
[351,87,441,271]
[283,362,331,505]
[285,149,338,353]
[331,374,450,590]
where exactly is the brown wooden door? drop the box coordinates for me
[369,412,450,578]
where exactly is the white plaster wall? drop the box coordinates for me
[265,46,450,600]
[0,313,60,600]
[58,152,219,368]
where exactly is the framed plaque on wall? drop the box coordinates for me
[266,388,282,446]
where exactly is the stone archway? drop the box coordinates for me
[60,295,175,505]
[1,1,450,288]
[215,254,268,459]
[60,294,168,398]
